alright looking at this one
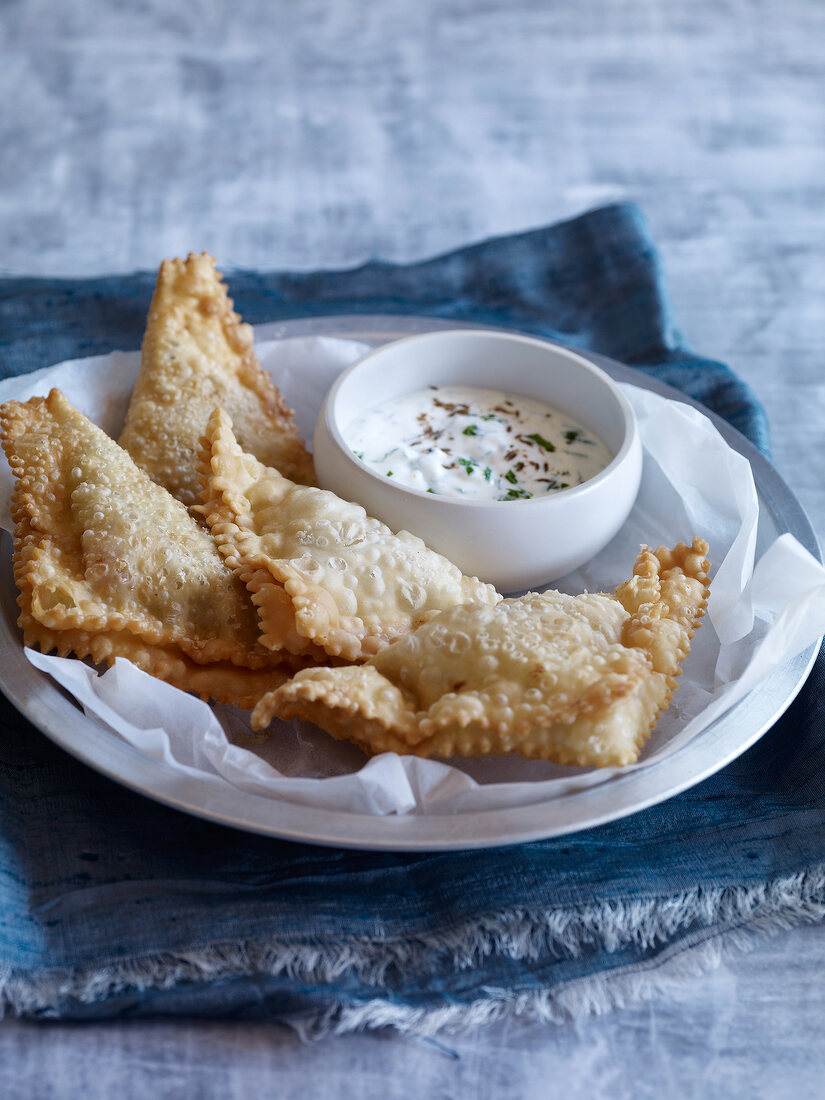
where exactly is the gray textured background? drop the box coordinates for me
[2,1,824,1096]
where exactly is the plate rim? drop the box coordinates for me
[0,315,820,851]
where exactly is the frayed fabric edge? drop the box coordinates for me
[3,862,825,1038]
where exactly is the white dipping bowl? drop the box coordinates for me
[314,330,642,592]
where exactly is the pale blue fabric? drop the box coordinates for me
[1,203,820,1030]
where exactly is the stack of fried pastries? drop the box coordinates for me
[1,389,293,708]
[0,253,711,768]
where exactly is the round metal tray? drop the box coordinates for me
[0,316,819,850]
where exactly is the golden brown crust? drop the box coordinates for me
[252,540,711,767]
[18,605,291,707]
[199,407,501,662]
[119,252,314,506]
[1,389,291,706]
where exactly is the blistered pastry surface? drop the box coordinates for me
[1,389,290,705]
[119,252,314,506]
[253,539,710,767]
[200,407,500,661]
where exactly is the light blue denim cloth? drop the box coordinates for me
[1,204,822,1035]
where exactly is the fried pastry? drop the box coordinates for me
[119,252,314,506]
[198,407,501,662]
[1,389,292,706]
[252,539,711,766]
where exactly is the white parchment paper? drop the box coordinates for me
[1,336,824,817]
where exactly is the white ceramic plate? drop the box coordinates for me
[0,316,819,850]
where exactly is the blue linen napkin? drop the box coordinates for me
[0,203,821,1035]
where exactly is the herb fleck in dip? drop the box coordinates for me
[346,386,612,500]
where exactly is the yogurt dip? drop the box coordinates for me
[346,385,612,501]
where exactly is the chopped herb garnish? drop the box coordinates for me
[526,432,556,452]
[348,390,604,503]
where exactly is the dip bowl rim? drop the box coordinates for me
[315,328,640,511]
